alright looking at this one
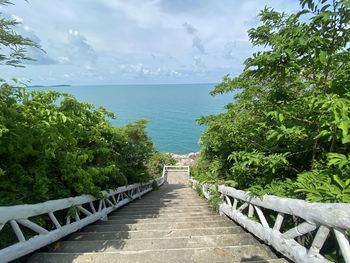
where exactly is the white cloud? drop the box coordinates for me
[65,29,97,67]
[11,14,23,23]
[57,56,70,64]
[2,0,300,84]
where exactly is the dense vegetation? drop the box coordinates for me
[0,84,158,205]
[194,0,350,203]
[147,152,176,178]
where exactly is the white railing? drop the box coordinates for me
[164,165,190,173]
[163,165,190,183]
[191,179,350,263]
[0,175,165,263]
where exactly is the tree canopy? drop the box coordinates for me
[194,0,350,203]
[0,0,39,68]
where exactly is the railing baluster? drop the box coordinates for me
[77,205,92,216]
[273,213,284,231]
[89,202,96,213]
[334,228,350,263]
[308,225,330,256]
[111,195,117,205]
[17,219,49,235]
[254,206,269,228]
[248,204,254,218]
[10,220,25,242]
[98,200,103,212]
[106,199,114,207]
[75,212,80,222]
[237,202,248,212]
[49,212,61,229]
[225,195,232,206]
[232,198,238,210]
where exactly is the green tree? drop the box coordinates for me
[195,0,350,202]
[147,152,176,178]
[0,0,39,67]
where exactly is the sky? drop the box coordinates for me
[1,0,300,85]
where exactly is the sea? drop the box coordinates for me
[32,83,233,154]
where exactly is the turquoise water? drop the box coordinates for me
[34,84,232,154]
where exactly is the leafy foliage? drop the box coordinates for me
[0,1,40,68]
[0,84,155,205]
[207,186,222,213]
[147,152,176,178]
[195,0,350,203]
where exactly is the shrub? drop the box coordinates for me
[0,84,154,205]
[147,152,176,178]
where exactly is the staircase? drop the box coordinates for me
[28,169,287,263]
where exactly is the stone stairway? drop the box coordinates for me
[29,173,287,263]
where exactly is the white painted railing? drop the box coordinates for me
[164,165,190,173]
[0,175,165,263]
[191,179,350,263]
[163,165,190,183]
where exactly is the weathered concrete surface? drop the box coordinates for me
[166,171,189,185]
[29,181,287,263]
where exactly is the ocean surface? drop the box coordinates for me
[33,84,232,154]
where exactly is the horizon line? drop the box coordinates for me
[28,82,220,87]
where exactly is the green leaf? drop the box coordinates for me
[333,175,345,189]
[319,51,327,65]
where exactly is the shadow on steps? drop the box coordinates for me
[27,183,205,262]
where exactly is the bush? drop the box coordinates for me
[151,180,160,191]
[0,84,154,205]
[147,152,176,178]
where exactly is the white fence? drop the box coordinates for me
[163,165,190,183]
[191,179,350,263]
[0,175,165,262]
[164,165,190,173]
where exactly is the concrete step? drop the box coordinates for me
[70,226,244,240]
[132,199,202,202]
[28,183,287,263]
[125,202,208,207]
[95,218,230,226]
[54,234,258,253]
[124,203,209,208]
[83,220,233,232]
[117,206,209,210]
[110,210,216,216]
[107,215,224,224]
[129,202,208,206]
[108,212,218,219]
[111,208,213,214]
[29,245,280,263]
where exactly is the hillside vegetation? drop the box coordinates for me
[194,0,350,203]
[0,84,157,205]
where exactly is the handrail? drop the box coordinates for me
[0,175,165,263]
[164,165,189,170]
[191,179,350,263]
